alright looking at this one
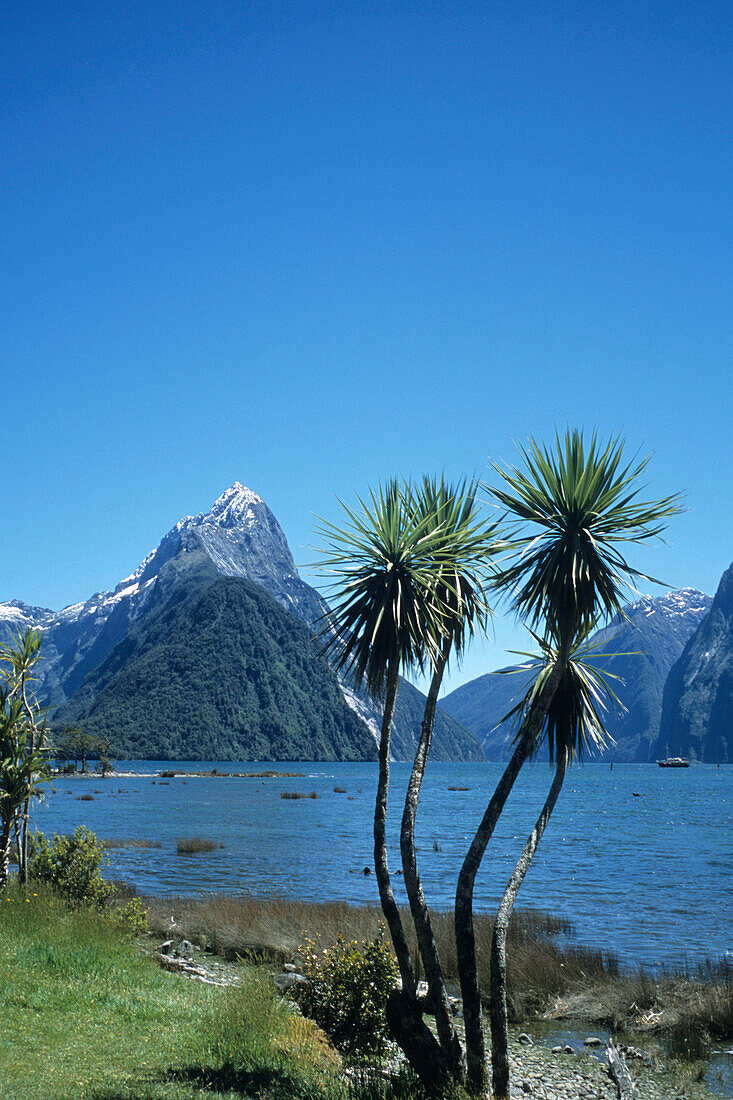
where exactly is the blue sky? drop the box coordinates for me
[2,0,731,692]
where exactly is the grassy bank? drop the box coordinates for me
[0,884,420,1100]
[2,885,728,1098]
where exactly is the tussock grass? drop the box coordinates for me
[176,837,223,855]
[147,896,388,962]
[101,838,162,850]
[145,895,579,995]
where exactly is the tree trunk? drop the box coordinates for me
[386,989,455,1096]
[18,671,32,884]
[489,746,569,1100]
[374,658,415,999]
[401,642,464,1080]
[455,655,565,1095]
[0,819,12,891]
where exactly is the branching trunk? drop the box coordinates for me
[401,641,464,1080]
[374,659,415,999]
[455,655,565,1095]
[489,746,569,1099]
[386,989,455,1095]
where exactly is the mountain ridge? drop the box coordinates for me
[0,483,481,762]
[654,562,733,762]
[440,587,712,762]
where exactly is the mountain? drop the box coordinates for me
[55,568,377,761]
[1,484,481,762]
[654,563,733,763]
[440,588,711,762]
[0,484,325,708]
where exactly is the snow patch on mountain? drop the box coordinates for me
[628,588,710,619]
[339,685,382,749]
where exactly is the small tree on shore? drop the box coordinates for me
[0,690,49,890]
[55,726,106,774]
[0,628,50,883]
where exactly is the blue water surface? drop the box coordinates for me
[37,761,733,968]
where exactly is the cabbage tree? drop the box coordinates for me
[456,430,682,1095]
[487,632,620,1097]
[398,477,497,1080]
[318,479,462,1088]
[0,628,48,883]
[0,691,49,889]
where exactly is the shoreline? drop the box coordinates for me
[140,892,733,1096]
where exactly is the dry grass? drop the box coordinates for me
[146,896,388,962]
[176,837,224,855]
[101,837,163,850]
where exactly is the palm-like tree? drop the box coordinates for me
[0,690,49,890]
[318,479,466,1088]
[455,430,682,1095]
[0,628,47,883]
[398,478,498,1080]
[487,632,620,1098]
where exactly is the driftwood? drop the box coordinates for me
[606,1041,634,1099]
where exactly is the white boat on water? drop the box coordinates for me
[657,757,690,768]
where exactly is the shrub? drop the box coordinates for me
[28,827,113,909]
[296,927,398,1063]
[113,896,149,937]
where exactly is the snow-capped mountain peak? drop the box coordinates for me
[0,482,325,706]
[181,483,265,533]
[629,588,710,620]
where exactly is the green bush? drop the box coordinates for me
[113,895,149,937]
[296,927,398,1063]
[28,826,113,909]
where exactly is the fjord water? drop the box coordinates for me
[38,761,732,968]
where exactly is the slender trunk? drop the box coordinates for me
[455,655,565,1095]
[490,746,569,1100]
[0,818,12,891]
[374,659,415,998]
[401,642,464,1080]
[19,671,32,884]
[375,661,451,1093]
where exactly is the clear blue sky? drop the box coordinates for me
[2,0,731,692]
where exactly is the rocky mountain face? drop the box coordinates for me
[1,484,480,762]
[440,588,712,762]
[655,563,733,763]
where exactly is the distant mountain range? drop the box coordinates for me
[0,484,480,763]
[3,484,731,763]
[441,589,713,762]
[654,562,733,763]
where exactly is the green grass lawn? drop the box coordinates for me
[0,884,355,1100]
